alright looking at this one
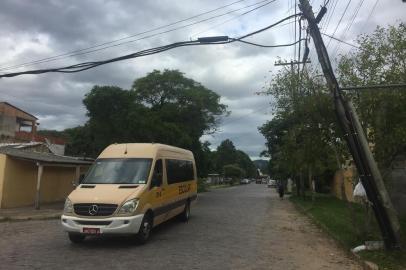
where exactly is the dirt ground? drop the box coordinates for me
[252,189,362,270]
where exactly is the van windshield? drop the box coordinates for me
[83,158,152,184]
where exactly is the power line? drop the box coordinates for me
[360,0,379,32]
[236,38,305,48]
[321,32,360,49]
[341,83,406,91]
[333,0,364,57]
[0,0,272,72]
[326,0,352,49]
[0,0,248,70]
[190,0,277,39]
[0,14,301,79]
[321,0,338,31]
[294,0,298,61]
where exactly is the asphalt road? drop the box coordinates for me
[0,184,361,270]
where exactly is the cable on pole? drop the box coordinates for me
[321,33,360,49]
[0,14,302,79]
[0,0,271,72]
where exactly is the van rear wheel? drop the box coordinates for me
[135,214,152,244]
[179,201,190,222]
[68,233,85,244]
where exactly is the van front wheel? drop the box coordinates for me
[135,214,152,244]
[179,201,190,222]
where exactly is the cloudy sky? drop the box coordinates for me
[0,0,405,158]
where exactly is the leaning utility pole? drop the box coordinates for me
[298,0,401,249]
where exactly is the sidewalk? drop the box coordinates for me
[0,203,63,222]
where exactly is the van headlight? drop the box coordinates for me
[63,198,73,214]
[118,199,139,216]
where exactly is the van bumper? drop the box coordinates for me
[61,214,144,235]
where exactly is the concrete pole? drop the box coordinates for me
[298,0,401,249]
[35,163,43,210]
[75,166,81,185]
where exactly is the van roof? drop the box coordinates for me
[98,143,194,159]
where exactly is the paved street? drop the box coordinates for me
[0,184,361,270]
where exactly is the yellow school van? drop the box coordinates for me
[61,143,197,244]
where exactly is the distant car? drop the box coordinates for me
[267,179,276,188]
[261,179,267,184]
[240,178,250,184]
[255,179,262,184]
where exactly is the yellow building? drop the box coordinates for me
[0,143,92,209]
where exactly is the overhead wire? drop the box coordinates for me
[321,33,360,49]
[321,0,338,31]
[0,13,302,79]
[333,0,364,57]
[0,0,249,70]
[190,0,277,39]
[360,0,379,33]
[326,0,352,49]
[0,0,274,72]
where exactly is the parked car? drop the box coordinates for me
[240,178,250,184]
[255,179,262,184]
[267,179,276,188]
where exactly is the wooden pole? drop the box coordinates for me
[35,163,43,210]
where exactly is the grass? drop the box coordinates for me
[197,178,243,193]
[290,193,406,270]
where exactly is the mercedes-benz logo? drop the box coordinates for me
[88,204,99,215]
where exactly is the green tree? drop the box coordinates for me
[223,164,245,184]
[236,150,256,178]
[214,139,237,171]
[65,69,228,177]
[259,65,344,194]
[211,139,256,178]
[338,23,406,170]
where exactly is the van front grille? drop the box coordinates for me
[74,203,118,216]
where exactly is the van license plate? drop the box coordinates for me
[83,227,100,234]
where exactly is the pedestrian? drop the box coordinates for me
[277,181,285,199]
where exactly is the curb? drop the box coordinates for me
[0,213,61,223]
[291,200,380,270]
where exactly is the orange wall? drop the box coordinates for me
[0,155,89,208]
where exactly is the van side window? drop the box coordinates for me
[166,159,194,184]
[151,159,163,188]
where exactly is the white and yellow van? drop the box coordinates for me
[61,143,197,244]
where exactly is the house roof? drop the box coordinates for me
[0,146,93,166]
[0,102,38,120]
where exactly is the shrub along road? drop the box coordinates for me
[0,184,361,270]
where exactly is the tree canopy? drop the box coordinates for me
[64,69,228,176]
[260,23,406,189]
[210,139,257,178]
